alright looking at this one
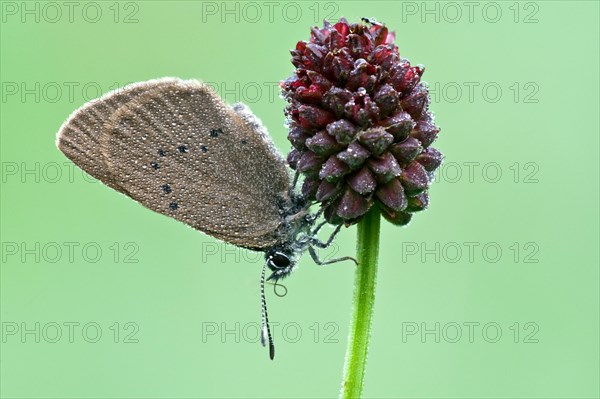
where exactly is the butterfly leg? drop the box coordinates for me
[308,246,358,266]
[310,224,343,248]
[307,225,358,265]
[310,219,328,236]
[291,170,300,191]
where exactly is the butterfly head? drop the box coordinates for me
[265,249,296,281]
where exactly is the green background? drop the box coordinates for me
[1,1,598,398]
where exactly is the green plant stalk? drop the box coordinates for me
[340,207,381,399]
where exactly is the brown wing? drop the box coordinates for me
[57,78,291,250]
[56,78,181,192]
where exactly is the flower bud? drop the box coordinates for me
[288,126,312,150]
[381,208,412,226]
[302,177,320,199]
[337,142,371,169]
[306,130,343,156]
[331,48,354,81]
[296,85,323,103]
[381,111,415,142]
[297,150,325,173]
[323,87,353,118]
[387,62,410,90]
[307,70,333,92]
[411,117,439,147]
[298,105,335,128]
[337,188,371,219]
[400,161,429,194]
[416,147,443,171]
[374,84,399,118]
[347,167,377,195]
[389,137,422,164]
[324,198,344,225]
[406,192,429,212]
[320,155,351,182]
[287,148,301,169]
[400,83,428,120]
[375,178,407,211]
[316,180,343,202]
[358,127,394,156]
[398,65,423,93]
[326,119,357,145]
[367,152,402,183]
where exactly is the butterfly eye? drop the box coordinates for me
[269,252,290,269]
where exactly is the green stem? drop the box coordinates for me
[340,207,381,399]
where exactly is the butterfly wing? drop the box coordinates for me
[57,78,291,250]
[56,78,182,192]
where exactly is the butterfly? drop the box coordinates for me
[56,77,356,359]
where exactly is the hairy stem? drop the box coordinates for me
[340,207,381,399]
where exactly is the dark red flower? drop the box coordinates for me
[281,18,443,225]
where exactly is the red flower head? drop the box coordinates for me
[282,18,442,226]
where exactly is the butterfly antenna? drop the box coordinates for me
[260,262,275,360]
[272,280,288,298]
